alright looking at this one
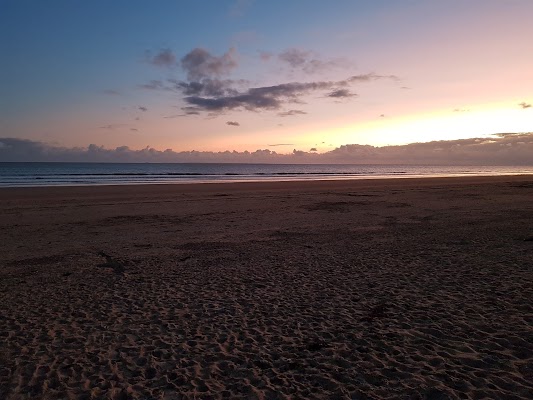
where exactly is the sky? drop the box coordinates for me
[1,0,532,163]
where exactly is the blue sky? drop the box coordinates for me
[1,0,532,160]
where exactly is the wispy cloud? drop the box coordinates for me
[519,102,531,109]
[226,121,240,126]
[138,106,148,112]
[278,48,350,74]
[327,89,356,98]
[147,48,177,67]
[278,109,307,117]
[279,48,310,68]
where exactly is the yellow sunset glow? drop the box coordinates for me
[315,106,532,150]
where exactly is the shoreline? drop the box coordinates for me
[1,174,532,398]
[2,162,533,189]
[2,172,533,194]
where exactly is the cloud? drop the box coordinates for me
[519,102,531,109]
[138,106,148,112]
[226,121,240,126]
[346,73,398,83]
[183,94,280,112]
[278,109,307,117]
[181,108,201,116]
[279,48,310,68]
[140,46,398,117]
[130,128,138,132]
[3,133,533,164]
[453,108,470,112]
[309,148,317,152]
[181,48,238,81]
[180,76,381,113]
[169,78,241,97]
[147,48,177,67]
[327,89,356,98]
[278,48,350,74]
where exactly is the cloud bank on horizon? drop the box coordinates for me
[2,133,533,165]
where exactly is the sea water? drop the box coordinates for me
[1,162,532,187]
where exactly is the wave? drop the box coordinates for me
[5,171,408,178]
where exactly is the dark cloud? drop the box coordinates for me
[184,93,280,112]
[292,149,307,156]
[182,108,201,116]
[226,121,240,126]
[3,133,533,164]
[138,106,148,112]
[519,102,531,109]
[178,74,393,113]
[278,109,307,117]
[249,81,335,97]
[130,128,138,132]
[379,114,386,118]
[169,78,240,97]
[181,48,238,81]
[147,48,177,67]
[310,148,317,152]
[327,89,356,98]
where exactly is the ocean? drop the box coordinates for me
[1,162,532,187]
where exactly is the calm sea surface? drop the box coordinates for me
[1,162,532,187]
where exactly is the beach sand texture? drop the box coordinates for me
[1,176,532,399]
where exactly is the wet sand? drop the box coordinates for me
[1,176,532,399]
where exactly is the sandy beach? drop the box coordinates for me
[1,176,532,399]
